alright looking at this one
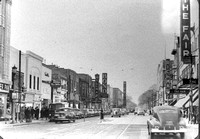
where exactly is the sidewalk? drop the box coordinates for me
[0,119,48,128]
[184,118,198,129]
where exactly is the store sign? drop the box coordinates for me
[182,78,198,85]
[95,74,99,96]
[170,89,190,94]
[102,73,107,94]
[164,59,172,91]
[180,0,191,64]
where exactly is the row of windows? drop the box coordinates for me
[29,74,39,90]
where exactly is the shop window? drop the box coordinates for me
[29,75,32,89]
[33,76,36,89]
[37,77,39,90]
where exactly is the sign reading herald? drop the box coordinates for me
[180,0,191,64]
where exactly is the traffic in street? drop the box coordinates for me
[0,112,197,139]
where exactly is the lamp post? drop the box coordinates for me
[11,65,17,123]
[73,88,76,108]
[197,0,200,138]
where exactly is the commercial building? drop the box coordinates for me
[41,64,52,107]
[157,59,173,105]
[165,0,199,123]
[78,73,92,109]
[0,0,12,119]
[112,88,123,108]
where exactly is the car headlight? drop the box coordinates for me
[179,126,184,129]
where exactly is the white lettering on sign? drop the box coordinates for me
[183,50,190,56]
[183,13,189,19]
[180,0,191,64]
[182,4,189,11]
[183,26,189,32]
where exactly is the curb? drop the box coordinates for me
[0,120,48,128]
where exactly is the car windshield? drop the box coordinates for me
[158,109,177,114]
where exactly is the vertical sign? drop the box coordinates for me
[164,59,172,91]
[95,74,99,101]
[180,0,191,64]
[102,73,107,94]
[123,81,126,107]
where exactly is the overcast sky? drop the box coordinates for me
[10,0,180,104]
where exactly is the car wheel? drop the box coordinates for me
[150,133,155,139]
[55,121,58,124]
[73,120,75,122]
[180,133,185,138]
[147,126,150,135]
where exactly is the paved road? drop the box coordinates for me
[0,113,197,139]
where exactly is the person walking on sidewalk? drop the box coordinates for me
[20,106,25,122]
[35,106,39,120]
[44,107,49,120]
[100,109,104,123]
[31,107,35,120]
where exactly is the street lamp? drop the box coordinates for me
[73,88,76,108]
[11,65,17,123]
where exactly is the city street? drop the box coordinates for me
[0,113,198,139]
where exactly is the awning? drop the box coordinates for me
[193,98,199,106]
[185,90,198,107]
[174,95,189,107]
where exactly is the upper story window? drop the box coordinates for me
[29,75,32,89]
[33,76,36,89]
[37,77,39,90]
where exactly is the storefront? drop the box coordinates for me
[0,83,10,119]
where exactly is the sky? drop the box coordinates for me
[10,0,180,104]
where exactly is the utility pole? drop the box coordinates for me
[189,53,193,123]
[18,50,21,122]
[197,0,200,137]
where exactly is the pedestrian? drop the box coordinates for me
[100,109,104,123]
[20,106,25,122]
[41,107,45,119]
[35,106,39,120]
[31,107,35,119]
[44,107,49,120]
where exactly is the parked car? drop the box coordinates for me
[87,109,95,117]
[49,102,66,122]
[147,105,186,138]
[54,107,76,123]
[111,108,121,117]
[137,109,145,116]
[73,108,83,119]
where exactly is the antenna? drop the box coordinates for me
[164,40,166,61]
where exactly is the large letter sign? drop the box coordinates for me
[180,0,191,64]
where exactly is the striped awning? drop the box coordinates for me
[174,95,189,107]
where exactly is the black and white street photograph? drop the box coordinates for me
[0,0,199,139]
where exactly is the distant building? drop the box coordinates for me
[113,88,123,108]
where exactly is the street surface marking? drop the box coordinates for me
[116,124,131,139]
[94,124,114,136]
[41,121,90,135]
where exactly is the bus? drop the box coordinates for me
[49,102,68,121]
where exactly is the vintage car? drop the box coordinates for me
[73,108,84,119]
[137,109,145,116]
[54,107,76,123]
[147,105,186,138]
[111,108,121,117]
